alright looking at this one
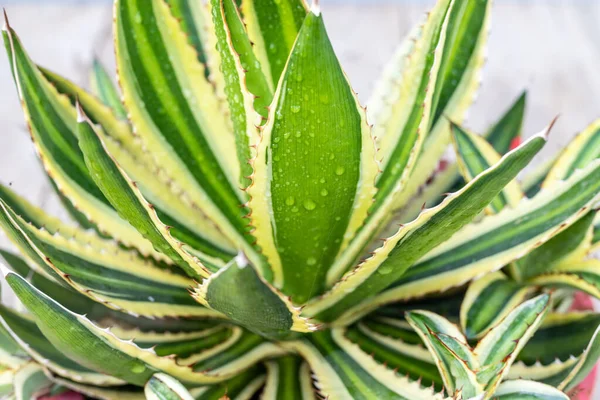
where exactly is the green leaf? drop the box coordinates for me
[304,129,546,324]
[45,374,145,400]
[389,0,490,216]
[4,272,253,386]
[207,0,273,187]
[286,330,447,400]
[165,0,210,68]
[241,0,307,87]
[451,123,523,213]
[41,68,236,262]
[89,59,127,118]
[0,304,123,386]
[405,311,481,397]
[530,259,600,299]
[2,22,166,261]
[192,255,316,338]
[0,249,99,316]
[115,0,254,256]
[514,210,595,281]
[189,367,266,400]
[345,321,442,390]
[460,271,533,340]
[262,356,315,400]
[395,91,527,223]
[474,294,550,394]
[360,147,600,321]
[544,118,600,186]
[76,108,213,279]
[556,322,600,392]
[145,374,194,400]
[247,7,377,302]
[486,91,527,154]
[518,312,600,366]
[0,197,213,319]
[329,0,455,286]
[12,363,52,400]
[492,380,569,400]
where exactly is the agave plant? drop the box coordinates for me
[1,0,600,398]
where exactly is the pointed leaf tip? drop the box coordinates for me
[2,8,9,31]
[75,100,87,123]
[311,0,321,16]
[540,116,559,140]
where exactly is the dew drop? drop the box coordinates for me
[303,199,316,210]
[285,196,295,206]
[378,265,393,275]
[291,105,301,113]
[320,189,328,197]
[335,166,345,176]
[307,257,317,266]
[130,362,146,374]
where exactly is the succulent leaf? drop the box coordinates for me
[492,380,569,400]
[144,373,194,400]
[262,356,316,400]
[286,329,448,400]
[451,123,524,213]
[474,294,550,395]
[460,271,533,340]
[41,68,237,260]
[305,131,546,324]
[114,0,254,260]
[247,8,377,302]
[4,272,258,385]
[241,0,308,87]
[345,321,442,389]
[89,59,127,119]
[366,148,600,315]
[2,22,165,262]
[191,254,316,338]
[0,303,123,386]
[12,363,52,400]
[406,311,482,397]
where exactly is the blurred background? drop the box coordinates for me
[1,1,600,290]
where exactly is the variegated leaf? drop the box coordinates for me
[345,320,442,390]
[474,294,550,396]
[145,373,194,400]
[12,363,52,400]
[89,59,126,119]
[41,68,236,263]
[76,106,212,279]
[389,0,490,215]
[327,0,455,285]
[460,271,533,340]
[285,330,448,400]
[241,0,308,88]
[246,5,377,301]
[358,151,600,322]
[262,356,316,400]
[451,123,523,213]
[0,303,124,386]
[207,0,272,187]
[492,380,569,400]
[2,22,166,262]
[192,254,316,338]
[405,311,482,397]
[114,0,255,259]
[0,197,214,319]
[4,272,270,385]
[304,130,546,325]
